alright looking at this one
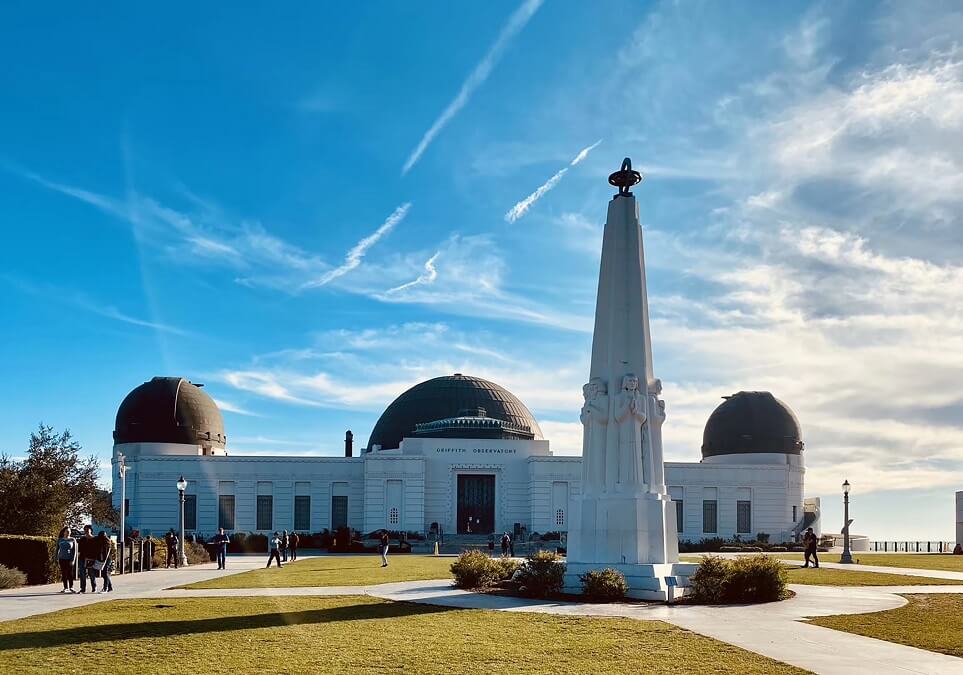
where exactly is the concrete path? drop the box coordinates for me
[777,559,963,582]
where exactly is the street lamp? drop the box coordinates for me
[176,476,189,567]
[840,479,854,564]
[118,454,127,574]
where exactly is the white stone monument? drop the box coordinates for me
[564,159,697,600]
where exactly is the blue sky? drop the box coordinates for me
[1,1,962,540]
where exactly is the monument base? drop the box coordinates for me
[563,561,698,602]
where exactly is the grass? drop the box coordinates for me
[778,553,963,573]
[182,554,454,589]
[0,596,805,674]
[809,594,963,658]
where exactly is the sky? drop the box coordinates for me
[1,1,961,541]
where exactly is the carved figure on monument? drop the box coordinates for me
[580,378,609,492]
[645,378,667,493]
[614,373,646,490]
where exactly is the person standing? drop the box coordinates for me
[281,530,289,563]
[96,531,113,593]
[379,530,390,568]
[77,525,98,593]
[212,528,230,569]
[266,532,283,568]
[289,532,299,562]
[500,532,510,558]
[165,529,179,569]
[56,527,78,593]
[802,527,820,568]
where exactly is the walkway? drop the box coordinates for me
[778,559,963,582]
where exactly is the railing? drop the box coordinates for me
[869,541,955,553]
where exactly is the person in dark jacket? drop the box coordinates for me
[77,525,100,593]
[289,532,299,561]
[802,527,820,568]
[56,527,78,593]
[165,530,179,568]
[212,527,230,569]
[281,530,289,562]
[96,531,113,593]
[379,530,390,567]
[500,533,510,558]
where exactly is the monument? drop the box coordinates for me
[563,158,697,600]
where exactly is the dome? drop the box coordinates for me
[114,377,226,447]
[701,391,802,459]
[367,374,543,451]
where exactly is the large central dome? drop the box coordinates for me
[366,374,543,451]
[114,377,226,448]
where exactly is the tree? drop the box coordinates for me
[91,489,119,529]
[0,424,100,536]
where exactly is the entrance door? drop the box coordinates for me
[457,474,495,534]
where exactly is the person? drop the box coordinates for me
[281,530,289,562]
[56,527,78,593]
[289,532,299,561]
[500,533,510,558]
[96,531,113,593]
[267,531,283,568]
[77,525,98,593]
[488,536,495,558]
[509,534,515,558]
[165,529,179,569]
[802,527,820,568]
[379,530,390,567]
[212,527,230,569]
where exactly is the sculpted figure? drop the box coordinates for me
[614,373,646,489]
[645,379,667,493]
[580,378,609,491]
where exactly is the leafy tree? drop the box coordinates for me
[91,489,119,529]
[0,424,100,536]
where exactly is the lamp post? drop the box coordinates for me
[840,479,854,564]
[118,454,127,573]
[176,476,189,567]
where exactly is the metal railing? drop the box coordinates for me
[869,541,955,553]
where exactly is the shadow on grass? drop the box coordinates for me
[0,601,453,652]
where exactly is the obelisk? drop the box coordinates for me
[563,158,695,601]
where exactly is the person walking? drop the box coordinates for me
[165,529,179,569]
[56,527,78,593]
[281,530,289,563]
[266,532,283,568]
[77,525,98,593]
[379,530,390,567]
[212,527,230,569]
[500,532,510,558]
[96,531,113,593]
[802,527,820,568]
[289,532,299,561]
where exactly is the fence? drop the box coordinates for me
[869,541,955,553]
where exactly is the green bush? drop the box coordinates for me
[494,557,521,581]
[0,564,27,589]
[580,568,628,602]
[0,535,58,585]
[688,554,788,604]
[186,541,212,565]
[451,550,500,589]
[515,550,566,598]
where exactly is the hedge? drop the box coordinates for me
[0,535,59,585]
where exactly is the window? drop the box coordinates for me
[389,507,399,525]
[294,496,311,530]
[184,495,197,530]
[123,499,129,517]
[218,495,235,530]
[555,508,565,526]
[256,495,273,530]
[702,500,718,534]
[331,495,348,529]
[675,500,684,533]
[792,505,798,522]
[737,500,752,534]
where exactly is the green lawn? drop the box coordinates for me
[809,594,963,658]
[779,553,963,573]
[0,596,805,674]
[783,565,960,587]
[182,554,454,589]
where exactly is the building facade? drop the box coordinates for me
[113,375,816,543]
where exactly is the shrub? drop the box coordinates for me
[515,550,565,598]
[0,564,27,589]
[0,535,58,585]
[186,541,212,564]
[580,568,628,602]
[756,532,771,544]
[494,557,521,581]
[451,550,500,589]
[688,555,729,604]
[688,554,788,604]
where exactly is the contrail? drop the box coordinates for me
[303,203,411,289]
[387,251,441,293]
[401,0,544,175]
[505,139,602,223]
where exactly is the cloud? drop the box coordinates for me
[505,139,602,223]
[386,251,440,293]
[401,0,544,174]
[211,398,259,417]
[301,203,411,289]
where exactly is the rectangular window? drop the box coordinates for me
[218,495,235,530]
[737,500,752,534]
[676,500,684,533]
[702,500,718,534]
[331,495,348,529]
[256,495,273,530]
[124,498,129,517]
[184,495,197,531]
[294,496,311,530]
[792,505,798,522]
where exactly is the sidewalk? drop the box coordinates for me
[778,558,963,581]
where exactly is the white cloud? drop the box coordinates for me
[401,0,544,174]
[504,139,603,223]
[386,251,440,293]
[211,398,259,417]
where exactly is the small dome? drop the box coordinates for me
[114,377,226,447]
[367,374,542,451]
[701,391,802,459]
